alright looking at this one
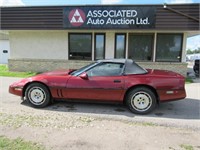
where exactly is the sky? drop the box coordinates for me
[1,0,200,6]
[0,0,200,50]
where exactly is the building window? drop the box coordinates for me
[95,33,105,60]
[69,33,92,60]
[128,34,154,61]
[115,33,126,58]
[156,34,183,62]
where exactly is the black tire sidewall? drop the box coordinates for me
[25,83,51,108]
[126,87,157,114]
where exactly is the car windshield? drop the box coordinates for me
[70,62,97,76]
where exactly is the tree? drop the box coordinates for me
[187,49,193,54]
[187,47,200,54]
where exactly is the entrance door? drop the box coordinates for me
[0,40,10,64]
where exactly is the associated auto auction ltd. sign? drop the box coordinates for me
[63,6,155,29]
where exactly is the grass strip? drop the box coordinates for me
[0,65,37,78]
[0,136,45,150]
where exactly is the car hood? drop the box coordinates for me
[40,69,74,76]
[10,69,74,88]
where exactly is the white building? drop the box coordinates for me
[0,4,200,76]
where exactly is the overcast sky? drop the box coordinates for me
[1,0,199,5]
[0,0,199,50]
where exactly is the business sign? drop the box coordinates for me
[63,6,155,29]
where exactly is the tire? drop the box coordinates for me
[126,87,157,114]
[25,83,51,108]
[194,70,199,77]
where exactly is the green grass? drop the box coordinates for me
[0,65,37,78]
[185,77,193,84]
[180,144,194,150]
[0,136,45,150]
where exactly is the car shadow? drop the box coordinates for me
[21,97,200,120]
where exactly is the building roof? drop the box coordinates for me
[0,4,199,31]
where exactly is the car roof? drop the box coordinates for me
[96,59,147,75]
[97,59,127,64]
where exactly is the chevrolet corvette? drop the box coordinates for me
[9,59,186,114]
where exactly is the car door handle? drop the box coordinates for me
[113,80,121,83]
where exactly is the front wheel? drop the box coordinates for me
[126,87,157,114]
[25,83,51,108]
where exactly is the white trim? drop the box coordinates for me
[66,32,69,60]
[153,32,157,62]
[182,33,187,62]
[92,31,95,61]
[126,33,128,59]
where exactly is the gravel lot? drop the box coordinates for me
[0,76,200,150]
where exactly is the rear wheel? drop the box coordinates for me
[25,83,51,108]
[126,87,157,114]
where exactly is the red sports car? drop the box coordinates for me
[9,59,186,114]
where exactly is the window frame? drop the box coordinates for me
[68,33,92,60]
[86,62,125,77]
[114,33,126,59]
[94,33,106,60]
[155,33,183,62]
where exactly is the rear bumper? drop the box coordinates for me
[158,89,186,102]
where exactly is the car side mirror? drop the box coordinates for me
[79,72,88,80]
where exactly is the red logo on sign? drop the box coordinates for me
[68,9,86,27]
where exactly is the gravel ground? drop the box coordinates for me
[0,76,200,150]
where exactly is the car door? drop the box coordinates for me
[66,62,125,101]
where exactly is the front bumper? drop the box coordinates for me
[9,85,23,97]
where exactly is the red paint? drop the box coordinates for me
[66,76,125,101]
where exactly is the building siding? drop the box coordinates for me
[1,4,199,76]
[1,4,199,30]
[9,30,68,59]
[156,4,199,30]
[8,58,188,76]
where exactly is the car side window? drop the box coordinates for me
[87,63,124,77]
